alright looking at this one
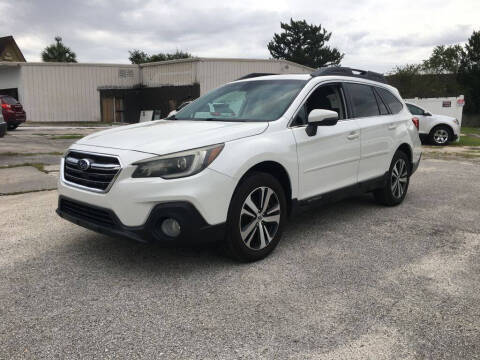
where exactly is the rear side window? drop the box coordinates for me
[373,90,389,115]
[1,96,18,105]
[376,88,403,114]
[406,103,424,116]
[344,83,380,118]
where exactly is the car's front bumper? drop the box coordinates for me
[58,146,236,225]
[57,196,225,243]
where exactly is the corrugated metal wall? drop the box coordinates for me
[141,58,312,94]
[20,64,139,122]
[196,59,312,94]
[141,60,197,88]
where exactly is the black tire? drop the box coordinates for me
[428,125,452,146]
[225,172,287,262]
[373,151,410,206]
[7,124,18,130]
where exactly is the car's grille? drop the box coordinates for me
[59,198,116,227]
[63,151,121,192]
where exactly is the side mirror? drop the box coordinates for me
[424,111,432,116]
[306,109,339,136]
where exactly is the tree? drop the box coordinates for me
[463,30,480,64]
[387,63,464,99]
[128,50,150,64]
[458,30,480,114]
[386,64,423,98]
[267,19,344,68]
[422,45,465,74]
[129,49,192,64]
[389,63,422,76]
[41,36,77,63]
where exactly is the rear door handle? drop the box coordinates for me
[347,132,360,140]
[388,124,397,130]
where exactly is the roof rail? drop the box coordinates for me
[311,66,386,84]
[236,73,277,80]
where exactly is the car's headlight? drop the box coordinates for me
[453,118,460,125]
[132,144,224,179]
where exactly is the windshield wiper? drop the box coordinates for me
[201,118,247,122]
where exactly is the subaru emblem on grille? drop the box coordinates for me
[77,159,91,171]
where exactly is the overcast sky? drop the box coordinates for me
[1,0,478,72]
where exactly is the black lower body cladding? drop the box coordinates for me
[56,196,225,243]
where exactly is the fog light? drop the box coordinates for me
[161,218,181,238]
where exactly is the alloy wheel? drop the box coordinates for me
[391,158,408,199]
[433,128,449,144]
[239,186,281,250]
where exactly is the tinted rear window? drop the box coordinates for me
[377,88,403,114]
[374,90,389,115]
[1,96,18,105]
[344,83,380,118]
[406,103,424,115]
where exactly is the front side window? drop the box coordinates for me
[344,83,380,118]
[377,87,403,114]
[406,103,424,116]
[292,84,346,126]
[173,79,307,122]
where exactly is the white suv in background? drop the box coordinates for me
[57,67,422,261]
[406,102,460,145]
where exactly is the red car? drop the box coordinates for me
[1,95,26,130]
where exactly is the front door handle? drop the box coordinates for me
[347,132,360,140]
[388,124,397,130]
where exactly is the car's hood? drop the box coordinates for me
[77,120,268,155]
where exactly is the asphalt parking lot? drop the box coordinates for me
[1,127,480,359]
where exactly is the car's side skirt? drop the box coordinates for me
[291,173,387,215]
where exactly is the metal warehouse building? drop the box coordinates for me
[0,58,312,123]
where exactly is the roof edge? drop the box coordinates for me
[0,61,138,68]
[0,57,315,71]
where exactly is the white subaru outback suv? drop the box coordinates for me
[57,67,422,261]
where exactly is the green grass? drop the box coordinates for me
[450,135,480,147]
[32,133,84,139]
[26,121,119,127]
[0,188,57,196]
[50,134,84,140]
[461,127,480,135]
[0,163,47,173]
[0,151,63,156]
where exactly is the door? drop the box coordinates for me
[114,97,124,122]
[291,83,361,200]
[101,96,125,123]
[101,97,114,123]
[344,83,394,182]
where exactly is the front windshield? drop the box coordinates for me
[172,79,307,122]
